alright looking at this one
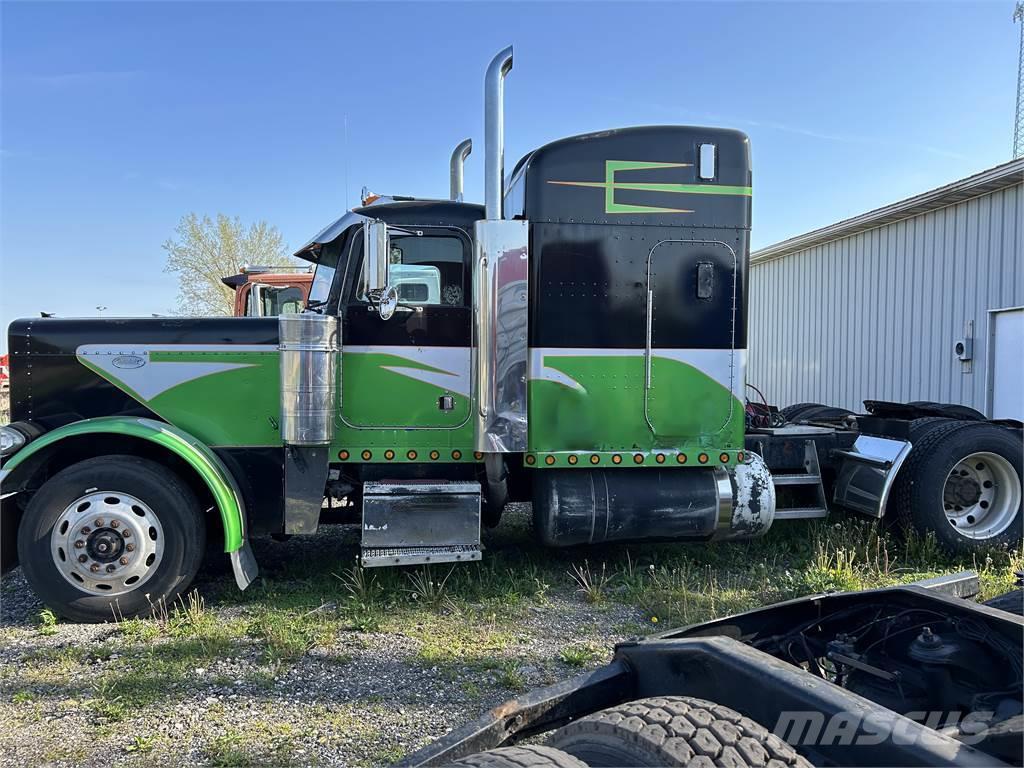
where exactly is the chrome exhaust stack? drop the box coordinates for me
[484,46,513,220]
[474,45,529,455]
[449,138,472,202]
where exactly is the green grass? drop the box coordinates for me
[8,510,1019,765]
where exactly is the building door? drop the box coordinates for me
[989,306,1023,420]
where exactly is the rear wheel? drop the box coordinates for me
[446,745,588,768]
[892,423,1022,554]
[17,455,206,623]
[548,695,812,767]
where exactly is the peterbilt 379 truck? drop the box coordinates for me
[1,48,1021,622]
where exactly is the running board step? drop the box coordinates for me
[773,474,823,486]
[771,440,830,522]
[360,481,481,569]
[362,544,482,568]
[774,507,829,520]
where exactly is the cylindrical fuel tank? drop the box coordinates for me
[532,453,775,546]
[279,313,339,445]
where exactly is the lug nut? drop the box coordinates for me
[78,555,88,563]
[90,563,100,573]
[122,530,131,538]
[81,526,91,535]
[74,540,85,549]
[110,520,120,529]
[106,564,117,573]
[125,544,135,552]
[119,557,129,565]
[94,519,104,527]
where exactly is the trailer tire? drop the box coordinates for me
[547,695,812,767]
[17,455,206,623]
[893,422,1022,554]
[446,745,588,768]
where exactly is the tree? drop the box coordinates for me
[162,213,293,315]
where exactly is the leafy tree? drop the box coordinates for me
[162,213,293,315]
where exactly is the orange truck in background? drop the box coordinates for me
[221,266,313,317]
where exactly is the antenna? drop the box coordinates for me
[1015,3,1024,158]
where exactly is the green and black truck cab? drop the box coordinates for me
[2,47,1020,622]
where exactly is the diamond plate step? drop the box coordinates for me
[361,544,482,568]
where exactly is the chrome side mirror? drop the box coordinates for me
[362,219,391,319]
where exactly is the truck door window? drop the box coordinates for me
[355,234,466,307]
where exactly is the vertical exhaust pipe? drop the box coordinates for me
[484,46,513,220]
[449,139,472,202]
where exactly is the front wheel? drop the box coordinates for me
[17,455,206,623]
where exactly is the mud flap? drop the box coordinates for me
[1,492,23,574]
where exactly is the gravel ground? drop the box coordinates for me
[0,508,644,768]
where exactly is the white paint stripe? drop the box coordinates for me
[344,345,471,397]
[380,366,470,397]
[77,345,260,401]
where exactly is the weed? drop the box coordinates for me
[405,566,457,610]
[568,560,611,604]
[495,659,526,691]
[125,734,159,754]
[11,690,33,704]
[36,608,58,636]
[247,613,318,664]
[559,643,603,667]
[336,565,381,603]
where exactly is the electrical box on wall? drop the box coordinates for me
[954,337,973,362]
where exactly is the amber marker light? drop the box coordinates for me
[545,455,556,465]
[568,455,578,465]
[590,455,600,464]
[361,450,372,460]
[720,453,730,463]
[407,450,417,460]
[338,450,350,460]
[698,453,709,464]
[452,450,462,460]
[633,454,644,464]
[656,454,666,464]
[525,454,536,465]
[430,450,440,460]
[677,454,687,464]
[384,450,395,460]
[612,454,622,464]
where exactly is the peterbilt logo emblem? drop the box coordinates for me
[111,354,146,369]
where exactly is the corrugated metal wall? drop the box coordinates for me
[748,183,1023,414]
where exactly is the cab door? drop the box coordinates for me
[340,226,472,430]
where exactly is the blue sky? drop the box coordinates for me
[1,1,1018,348]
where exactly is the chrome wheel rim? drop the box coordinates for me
[50,491,164,596]
[943,452,1021,540]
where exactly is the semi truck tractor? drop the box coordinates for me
[1,48,1020,622]
[222,266,313,318]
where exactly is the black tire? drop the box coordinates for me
[983,588,1024,616]
[782,403,852,423]
[780,403,821,422]
[892,422,1023,555]
[446,745,588,768]
[17,455,206,623]
[548,695,812,767]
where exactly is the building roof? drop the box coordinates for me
[751,157,1024,264]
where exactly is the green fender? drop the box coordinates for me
[1,416,245,553]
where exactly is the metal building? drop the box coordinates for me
[748,159,1024,420]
